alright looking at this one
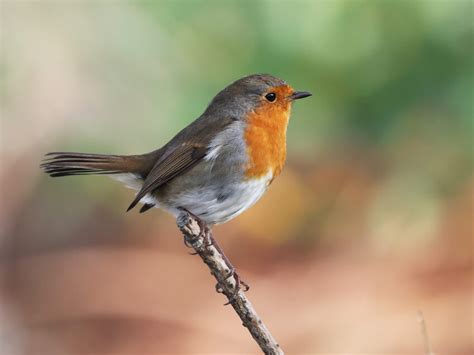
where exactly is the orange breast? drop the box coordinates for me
[244,101,291,180]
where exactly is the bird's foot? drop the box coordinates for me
[177,208,211,252]
[177,208,250,305]
[216,267,250,305]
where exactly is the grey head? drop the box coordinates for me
[203,74,290,118]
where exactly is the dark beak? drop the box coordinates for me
[289,91,312,101]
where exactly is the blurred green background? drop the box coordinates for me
[1,1,472,354]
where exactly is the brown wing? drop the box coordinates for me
[126,143,207,211]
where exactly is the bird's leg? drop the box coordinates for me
[177,208,249,304]
[210,233,249,304]
[177,208,210,252]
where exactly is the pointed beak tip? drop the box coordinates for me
[290,91,312,100]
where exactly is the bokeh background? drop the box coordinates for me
[1,0,472,354]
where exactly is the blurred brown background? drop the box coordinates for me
[0,1,472,354]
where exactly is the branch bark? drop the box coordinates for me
[177,211,284,355]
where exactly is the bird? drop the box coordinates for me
[41,74,311,227]
[41,74,311,297]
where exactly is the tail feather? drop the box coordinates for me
[41,152,144,178]
[41,150,162,212]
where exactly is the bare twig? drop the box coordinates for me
[177,211,284,355]
[417,310,434,355]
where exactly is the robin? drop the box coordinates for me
[41,74,311,293]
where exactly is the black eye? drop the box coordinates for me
[265,92,276,102]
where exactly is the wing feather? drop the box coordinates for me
[126,115,236,212]
[126,143,207,211]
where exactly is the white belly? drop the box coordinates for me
[165,171,273,225]
[111,168,273,225]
